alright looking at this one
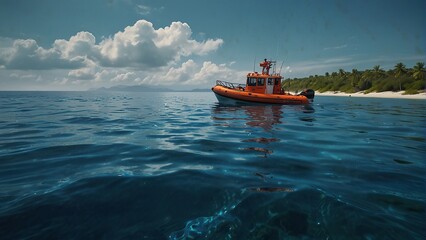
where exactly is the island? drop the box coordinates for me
[282,62,425,99]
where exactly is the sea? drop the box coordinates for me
[0,91,425,240]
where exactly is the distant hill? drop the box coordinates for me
[90,84,173,92]
[89,84,211,92]
[187,88,211,92]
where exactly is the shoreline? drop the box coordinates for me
[313,91,426,99]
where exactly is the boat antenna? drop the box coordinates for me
[253,56,256,72]
[272,60,277,74]
[278,60,285,75]
[275,41,279,62]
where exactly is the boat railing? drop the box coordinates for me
[216,80,245,90]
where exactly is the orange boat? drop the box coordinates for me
[212,59,314,105]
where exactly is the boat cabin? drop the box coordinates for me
[245,59,282,94]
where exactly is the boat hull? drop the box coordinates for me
[211,85,310,105]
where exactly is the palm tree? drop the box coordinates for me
[373,65,384,74]
[338,69,346,78]
[394,63,407,77]
[412,62,425,80]
[371,65,384,80]
[360,70,373,90]
[350,69,361,89]
[394,62,407,91]
[373,65,380,71]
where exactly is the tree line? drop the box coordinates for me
[282,62,425,94]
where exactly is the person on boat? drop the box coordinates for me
[260,59,271,75]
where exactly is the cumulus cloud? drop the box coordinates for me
[54,32,98,60]
[0,39,86,70]
[163,59,198,83]
[98,20,223,67]
[0,19,223,71]
[140,59,243,86]
[191,61,242,85]
[0,19,235,90]
[111,72,137,82]
[68,67,96,80]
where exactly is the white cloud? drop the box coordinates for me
[192,62,226,85]
[68,67,95,80]
[9,72,38,79]
[98,20,223,67]
[0,19,223,71]
[0,39,86,70]
[111,72,137,82]
[67,58,99,80]
[136,5,151,15]
[163,59,198,83]
[53,31,98,60]
[323,44,348,51]
[0,19,235,90]
[1,59,243,90]
[93,69,118,83]
[139,60,244,86]
[135,4,164,16]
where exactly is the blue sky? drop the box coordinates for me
[0,0,425,90]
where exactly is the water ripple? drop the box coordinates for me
[0,92,425,239]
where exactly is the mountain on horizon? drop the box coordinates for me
[89,84,211,92]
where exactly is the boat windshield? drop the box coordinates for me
[247,77,256,86]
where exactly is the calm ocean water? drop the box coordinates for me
[0,91,425,239]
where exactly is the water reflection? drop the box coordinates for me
[212,104,284,131]
[211,103,315,158]
[212,103,315,131]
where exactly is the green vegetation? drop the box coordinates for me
[282,62,425,94]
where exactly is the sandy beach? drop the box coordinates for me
[314,91,426,100]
